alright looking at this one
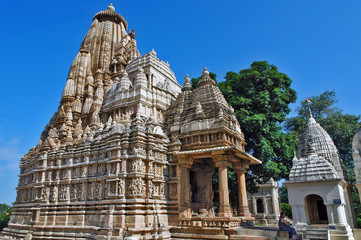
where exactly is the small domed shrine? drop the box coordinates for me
[285,116,355,240]
[1,5,261,240]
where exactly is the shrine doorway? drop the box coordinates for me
[189,158,215,214]
[256,198,264,213]
[305,194,328,224]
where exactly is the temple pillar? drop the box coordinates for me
[235,168,251,217]
[214,155,232,217]
[263,196,268,214]
[326,204,335,224]
[178,156,193,218]
[335,204,347,224]
[252,197,257,215]
[299,205,307,223]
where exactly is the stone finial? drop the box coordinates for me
[198,67,215,87]
[107,3,115,12]
[202,67,209,77]
[182,74,192,91]
[150,49,157,56]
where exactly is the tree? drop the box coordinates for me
[0,203,12,231]
[218,61,297,190]
[285,90,361,226]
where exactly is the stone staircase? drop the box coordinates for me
[303,225,328,240]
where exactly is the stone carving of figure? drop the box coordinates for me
[148,162,153,173]
[71,185,78,200]
[160,183,165,196]
[128,178,145,197]
[88,182,95,199]
[41,187,49,201]
[81,166,87,177]
[60,185,69,200]
[80,183,86,200]
[184,185,192,203]
[97,182,103,200]
[148,180,154,198]
[51,186,58,202]
[119,178,125,196]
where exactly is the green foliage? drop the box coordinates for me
[0,203,12,231]
[281,203,292,218]
[218,61,297,189]
[279,184,289,204]
[191,72,217,89]
[352,186,361,227]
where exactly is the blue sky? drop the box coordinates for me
[0,0,360,204]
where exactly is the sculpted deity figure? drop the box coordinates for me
[41,187,50,201]
[97,182,103,199]
[184,185,192,203]
[148,162,153,173]
[60,185,69,200]
[51,186,58,202]
[80,183,86,201]
[88,182,95,199]
[148,180,154,198]
[160,183,165,196]
[119,178,125,196]
[81,166,87,177]
[71,185,78,200]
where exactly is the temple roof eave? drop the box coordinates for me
[173,146,262,165]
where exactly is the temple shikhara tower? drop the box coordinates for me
[2,5,261,240]
[286,115,355,239]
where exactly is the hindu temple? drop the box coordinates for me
[1,5,262,240]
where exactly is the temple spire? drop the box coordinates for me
[182,74,192,91]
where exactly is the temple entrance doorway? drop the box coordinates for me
[189,158,215,215]
[305,194,328,224]
[256,198,264,213]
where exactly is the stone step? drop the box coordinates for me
[307,225,328,230]
[306,230,328,235]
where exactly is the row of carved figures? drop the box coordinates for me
[19,160,166,186]
[16,178,166,203]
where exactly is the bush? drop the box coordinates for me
[281,202,292,219]
[0,203,12,231]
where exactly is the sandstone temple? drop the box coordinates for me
[1,4,263,240]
